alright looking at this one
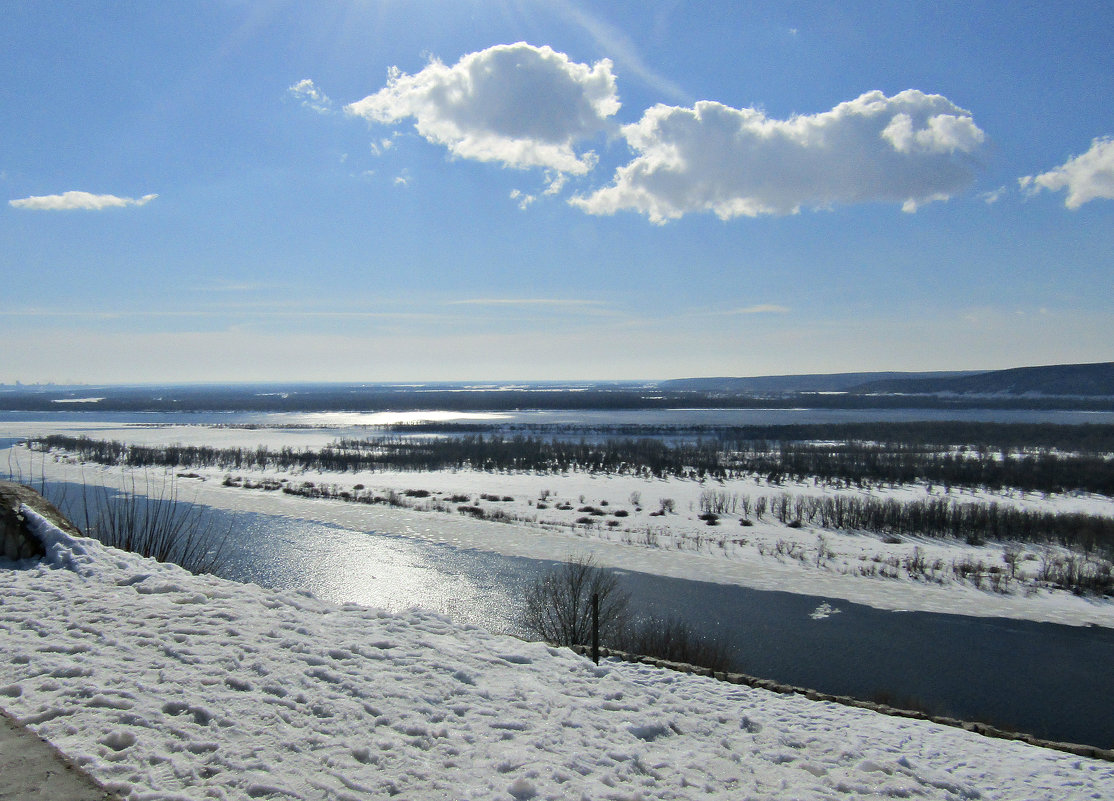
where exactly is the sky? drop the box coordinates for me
[2,0,1113,384]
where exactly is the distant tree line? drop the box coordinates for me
[699,489,1114,555]
[32,434,723,478]
[5,385,1114,412]
[730,442,1114,495]
[32,428,1114,495]
[387,421,1114,454]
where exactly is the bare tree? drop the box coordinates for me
[520,554,631,646]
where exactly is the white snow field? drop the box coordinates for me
[3,509,1113,801]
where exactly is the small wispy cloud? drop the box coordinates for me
[980,186,1007,204]
[447,298,606,309]
[510,189,536,210]
[288,78,333,114]
[369,136,396,156]
[1020,136,1114,208]
[733,304,790,315]
[551,0,689,104]
[198,280,278,293]
[9,191,158,211]
[0,309,211,318]
[0,308,442,321]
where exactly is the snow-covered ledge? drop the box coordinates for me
[0,481,77,561]
[569,644,1114,762]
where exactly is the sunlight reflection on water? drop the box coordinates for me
[219,513,530,634]
[273,411,512,427]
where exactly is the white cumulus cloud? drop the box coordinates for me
[9,191,158,211]
[288,78,333,114]
[345,43,619,175]
[571,89,986,223]
[1020,137,1114,209]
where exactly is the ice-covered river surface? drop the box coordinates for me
[5,405,1114,429]
[39,480,1114,751]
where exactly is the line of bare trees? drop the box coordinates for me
[699,488,1114,553]
[30,431,1114,495]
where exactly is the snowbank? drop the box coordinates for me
[2,512,1112,800]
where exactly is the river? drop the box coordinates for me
[33,479,1114,751]
[5,408,1114,751]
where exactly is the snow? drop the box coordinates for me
[3,510,1113,800]
[8,429,1114,629]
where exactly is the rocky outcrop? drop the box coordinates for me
[0,481,80,561]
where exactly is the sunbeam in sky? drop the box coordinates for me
[2,1,1112,383]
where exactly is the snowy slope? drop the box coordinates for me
[2,510,1112,800]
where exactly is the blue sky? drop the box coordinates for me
[2,1,1112,384]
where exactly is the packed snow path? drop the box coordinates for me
[2,511,1112,800]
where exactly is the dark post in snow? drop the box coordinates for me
[591,592,599,665]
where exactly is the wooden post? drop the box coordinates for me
[591,592,599,665]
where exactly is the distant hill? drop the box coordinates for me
[849,362,1114,396]
[658,371,977,394]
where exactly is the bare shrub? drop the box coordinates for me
[815,534,835,567]
[616,616,733,673]
[79,476,228,575]
[520,555,631,647]
[903,546,927,576]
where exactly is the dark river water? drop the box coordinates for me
[30,478,1114,751]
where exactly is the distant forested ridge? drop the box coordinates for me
[658,371,976,393]
[849,362,1114,396]
[3,378,1114,412]
[659,362,1114,398]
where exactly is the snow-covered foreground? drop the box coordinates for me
[3,511,1113,801]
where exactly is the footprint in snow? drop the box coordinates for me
[99,730,137,752]
[507,778,537,800]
